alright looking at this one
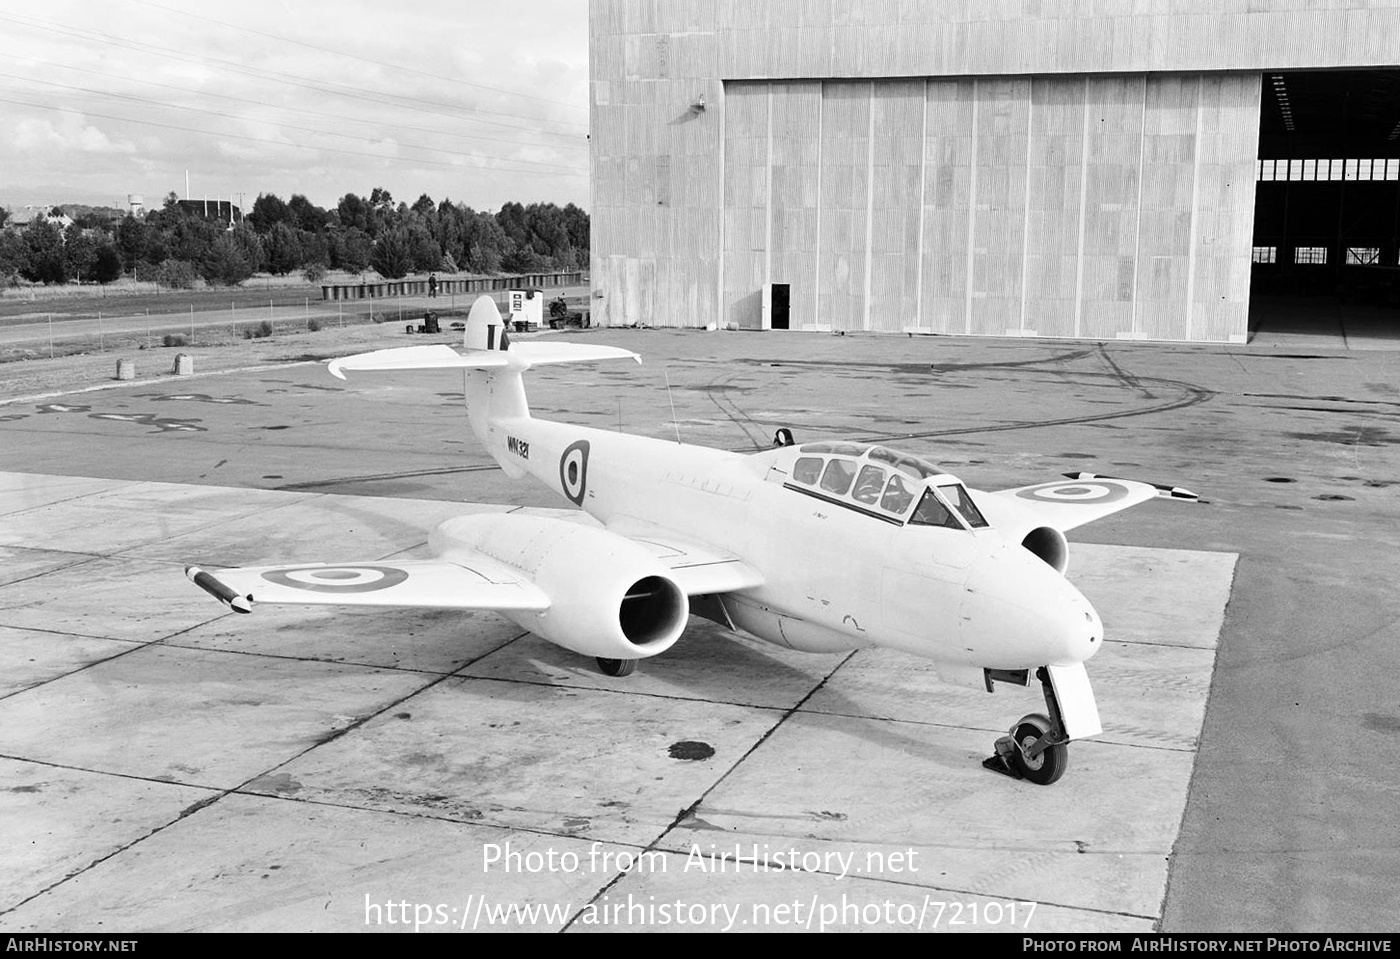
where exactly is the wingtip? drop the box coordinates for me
[1064,471,1198,502]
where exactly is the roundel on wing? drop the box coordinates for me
[559,440,590,506]
[261,565,410,593]
[1014,480,1132,504]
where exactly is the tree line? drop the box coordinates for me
[0,189,589,288]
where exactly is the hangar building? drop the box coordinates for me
[588,1,1400,342]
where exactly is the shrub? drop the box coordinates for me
[156,259,199,289]
[163,334,187,347]
[256,320,273,338]
[307,317,322,332]
[302,261,328,284]
[370,228,412,279]
[92,245,123,284]
[201,235,255,287]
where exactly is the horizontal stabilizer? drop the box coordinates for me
[326,342,639,379]
[327,345,507,379]
[509,342,642,367]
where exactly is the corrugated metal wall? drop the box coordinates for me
[721,84,768,330]
[818,83,871,332]
[591,0,1400,341]
[771,82,822,331]
[718,73,1260,341]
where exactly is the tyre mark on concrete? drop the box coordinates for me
[700,368,768,448]
[1096,343,1156,399]
[275,464,501,491]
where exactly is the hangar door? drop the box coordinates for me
[1251,71,1400,335]
[721,75,1260,343]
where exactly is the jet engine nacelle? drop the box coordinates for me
[429,514,688,660]
[1020,526,1069,575]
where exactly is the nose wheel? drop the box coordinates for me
[982,667,1071,785]
[984,713,1069,785]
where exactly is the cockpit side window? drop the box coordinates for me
[819,458,857,495]
[851,465,886,505]
[941,483,990,528]
[880,473,916,514]
[909,488,964,529]
[792,456,823,485]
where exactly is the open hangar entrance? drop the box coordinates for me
[1252,70,1400,341]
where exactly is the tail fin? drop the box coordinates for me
[463,296,512,352]
[326,296,640,379]
[325,296,641,474]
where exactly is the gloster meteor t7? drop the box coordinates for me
[187,296,1193,785]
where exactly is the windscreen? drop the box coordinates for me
[940,483,989,528]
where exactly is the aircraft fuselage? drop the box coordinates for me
[476,411,1102,674]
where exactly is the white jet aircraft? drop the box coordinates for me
[187,296,1193,785]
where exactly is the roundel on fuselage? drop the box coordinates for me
[559,440,590,505]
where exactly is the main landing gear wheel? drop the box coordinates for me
[596,657,637,677]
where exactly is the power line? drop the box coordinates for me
[124,0,588,114]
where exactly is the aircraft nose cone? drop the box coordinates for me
[959,546,1103,667]
[1057,591,1103,665]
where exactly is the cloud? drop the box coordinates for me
[0,0,589,210]
[14,114,136,155]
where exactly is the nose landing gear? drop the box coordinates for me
[983,667,1071,785]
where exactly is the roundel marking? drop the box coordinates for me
[559,439,591,506]
[260,565,410,593]
[1014,480,1132,505]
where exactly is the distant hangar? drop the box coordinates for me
[588,1,1400,342]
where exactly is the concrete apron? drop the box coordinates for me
[0,473,1233,932]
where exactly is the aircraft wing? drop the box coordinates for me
[504,508,767,595]
[186,559,550,614]
[976,475,1170,534]
[621,533,766,595]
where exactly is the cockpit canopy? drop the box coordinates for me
[779,442,989,530]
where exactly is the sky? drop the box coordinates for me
[0,0,590,216]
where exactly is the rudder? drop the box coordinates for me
[464,296,512,352]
